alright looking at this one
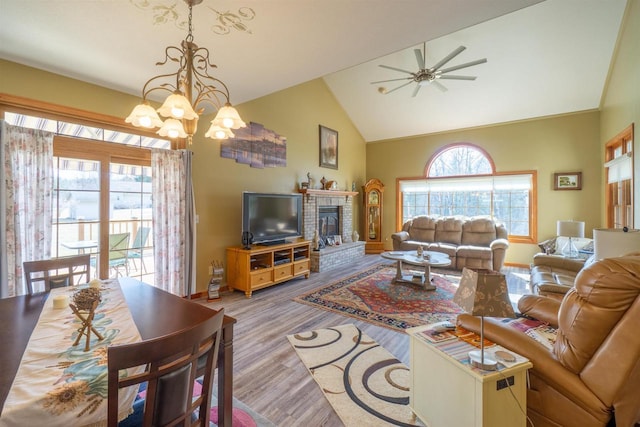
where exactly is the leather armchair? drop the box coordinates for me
[457,255,640,427]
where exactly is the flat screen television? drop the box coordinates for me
[242,192,303,246]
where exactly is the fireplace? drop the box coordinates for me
[318,206,340,244]
[300,190,365,271]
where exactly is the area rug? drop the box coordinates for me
[121,380,275,427]
[293,263,463,331]
[288,324,424,426]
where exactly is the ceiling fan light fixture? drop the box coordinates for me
[373,42,486,97]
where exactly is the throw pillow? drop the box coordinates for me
[538,237,557,254]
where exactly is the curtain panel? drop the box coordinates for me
[151,149,195,296]
[1,121,54,298]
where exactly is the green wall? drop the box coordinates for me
[365,112,602,266]
[1,0,638,279]
[0,61,366,292]
[600,0,640,225]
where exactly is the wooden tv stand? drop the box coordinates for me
[226,240,311,298]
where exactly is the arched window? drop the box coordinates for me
[398,143,536,242]
[427,144,493,177]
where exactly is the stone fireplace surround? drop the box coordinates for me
[299,189,365,272]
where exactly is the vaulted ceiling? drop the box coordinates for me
[0,0,628,142]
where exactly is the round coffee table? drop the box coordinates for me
[380,250,451,291]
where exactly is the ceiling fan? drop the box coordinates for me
[371,43,487,97]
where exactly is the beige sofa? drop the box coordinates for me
[391,215,509,271]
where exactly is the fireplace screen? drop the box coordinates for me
[319,206,340,243]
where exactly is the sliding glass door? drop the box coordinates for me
[53,136,154,282]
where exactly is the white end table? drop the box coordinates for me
[381,250,451,290]
[407,324,532,427]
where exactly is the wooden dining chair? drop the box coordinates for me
[107,308,225,427]
[23,254,91,295]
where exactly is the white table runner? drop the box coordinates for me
[0,281,143,427]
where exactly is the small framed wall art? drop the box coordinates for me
[319,125,338,169]
[554,172,582,190]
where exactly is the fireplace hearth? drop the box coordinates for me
[299,189,365,271]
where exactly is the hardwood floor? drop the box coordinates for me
[200,255,531,426]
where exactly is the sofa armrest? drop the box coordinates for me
[489,238,509,251]
[455,314,605,410]
[391,231,409,243]
[517,294,560,327]
[532,253,585,272]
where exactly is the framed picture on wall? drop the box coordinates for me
[554,172,582,190]
[319,125,338,169]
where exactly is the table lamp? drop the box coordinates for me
[453,268,515,370]
[557,220,585,258]
[593,228,640,259]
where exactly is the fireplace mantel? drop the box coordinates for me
[298,188,358,201]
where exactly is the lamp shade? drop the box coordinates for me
[557,220,585,238]
[593,228,640,260]
[211,104,247,130]
[125,103,163,129]
[453,268,515,318]
[157,118,188,139]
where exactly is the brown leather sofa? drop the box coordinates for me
[391,215,509,271]
[457,255,640,427]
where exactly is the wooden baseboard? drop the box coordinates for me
[504,262,530,269]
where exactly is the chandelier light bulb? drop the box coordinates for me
[171,106,185,119]
[139,116,152,128]
[125,103,163,129]
[157,118,188,139]
[212,104,246,130]
[157,93,198,120]
[205,123,234,140]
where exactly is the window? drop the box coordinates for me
[605,125,634,228]
[397,144,537,242]
[3,110,168,281]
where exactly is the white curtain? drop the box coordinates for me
[1,121,54,298]
[151,149,195,296]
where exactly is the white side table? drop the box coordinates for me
[407,325,532,427]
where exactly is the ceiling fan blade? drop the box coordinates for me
[439,58,487,74]
[384,81,414,94]
[432,80,448,92]
[430,45,466,72]
[370,77,413,84]
[379,64,414,75]
[438,75,477,80]
[414,44,425,69]
[412,84,421,97]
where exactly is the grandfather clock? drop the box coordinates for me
[362,178,384,254]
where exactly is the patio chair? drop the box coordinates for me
[91,232,131,278]
[23,254,91,295]
[107,232,130,277]
[127,227,150,273]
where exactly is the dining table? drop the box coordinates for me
[0,277,236,427]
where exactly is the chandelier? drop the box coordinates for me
[125,0,246,146]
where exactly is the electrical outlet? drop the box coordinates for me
[208,265,213,275]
